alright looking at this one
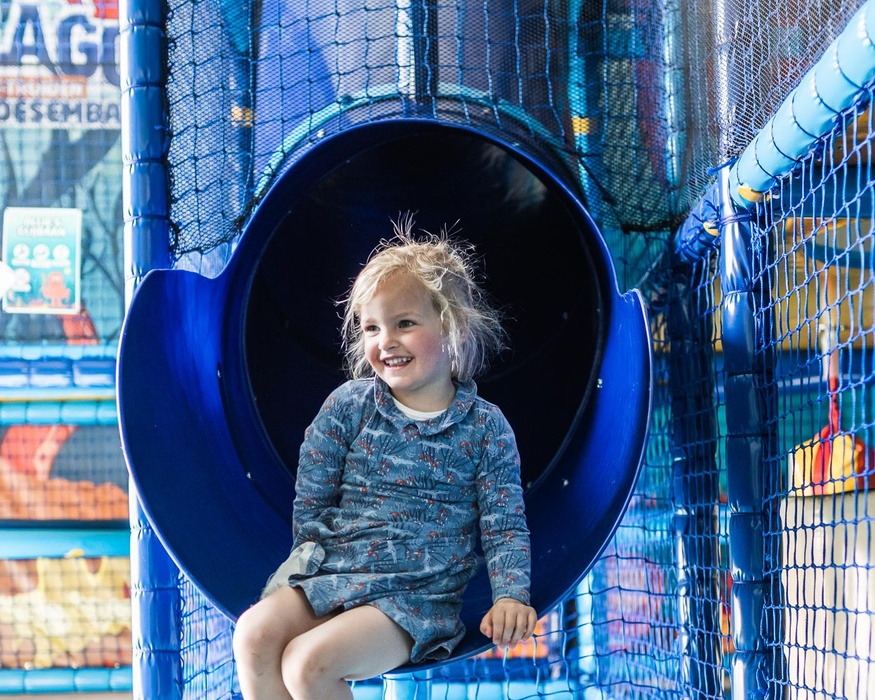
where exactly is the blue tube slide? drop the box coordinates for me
[117,118,652,666]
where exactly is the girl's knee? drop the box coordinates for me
[233,605,281,659]
[232,610,257,659]
[281,636,338,695]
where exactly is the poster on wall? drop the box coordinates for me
[0,1,120,129]
[1,206,82,315]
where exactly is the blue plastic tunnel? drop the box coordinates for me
[117,119,651,665]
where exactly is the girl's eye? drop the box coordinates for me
[363,325,379,334]
[398,320,415,329]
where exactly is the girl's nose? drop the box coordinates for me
[378,329,398,350]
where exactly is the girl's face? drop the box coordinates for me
[359,273,455,412]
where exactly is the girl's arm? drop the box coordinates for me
[476,409,536,645]
[292,388,353,539]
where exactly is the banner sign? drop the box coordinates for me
[0,1,119,128]
[2,206,82,315]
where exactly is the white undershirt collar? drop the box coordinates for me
[391,396,446,421]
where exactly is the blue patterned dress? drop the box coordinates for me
[263,376,531,662]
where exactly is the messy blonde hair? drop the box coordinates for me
[341,214,506,382]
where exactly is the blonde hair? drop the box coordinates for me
[341,214,506,382]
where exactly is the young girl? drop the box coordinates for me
[232,218,536,700]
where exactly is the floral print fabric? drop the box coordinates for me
[268,376,530,662]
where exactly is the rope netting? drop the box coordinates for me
[164,0,679,285]
[151,0,875,698]
[755,87,875,700]
[1,0,872,695]
[163,0,868,290]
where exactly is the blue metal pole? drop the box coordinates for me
[120,0,171,297]
[129,498,183,699]
[661,0,685,198]
[119,0,180,698]
[717,167,775,699]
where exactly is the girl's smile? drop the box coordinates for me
[383,356,412,368]
[359,273,456,412]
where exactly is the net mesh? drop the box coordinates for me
[158,0,875,698]
[755,87,875,700]
[180,576,239,700]
[164,0,680,287]
[0,0,859,694]
[163,0,868,292]
[578,251,732,699]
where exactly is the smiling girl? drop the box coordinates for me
[232,216,535,700]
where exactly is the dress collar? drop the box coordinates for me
[372,375,477,435]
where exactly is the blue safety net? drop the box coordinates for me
[755,86,875,700]
[131,0,875,698]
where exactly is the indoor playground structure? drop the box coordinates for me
[1,0,875,698]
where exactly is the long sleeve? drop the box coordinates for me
[261,383,367,598]
[292,388,353,540]
[475,410,531,605]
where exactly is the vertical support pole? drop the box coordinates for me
[668,250,722,699]
[129,497,183,699]
[218,0,255,209]
[120,1,180,698]
[567,0,601,221]
[411,0,439,106]
[660,0,684,198]
[718,168,771,699]
[397,0,439,114]
[120,0,171,300]
[712,0,774,689]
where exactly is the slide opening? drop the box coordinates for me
[238,123,605,499]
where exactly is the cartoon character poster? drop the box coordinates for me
[2,206,82,314]
[0,0,124,339]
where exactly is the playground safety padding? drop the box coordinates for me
[676,0,875,263]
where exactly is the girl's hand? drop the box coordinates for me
[479,598,538,647]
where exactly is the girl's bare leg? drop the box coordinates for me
[233,586,335,700]
[281,605,414,700]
